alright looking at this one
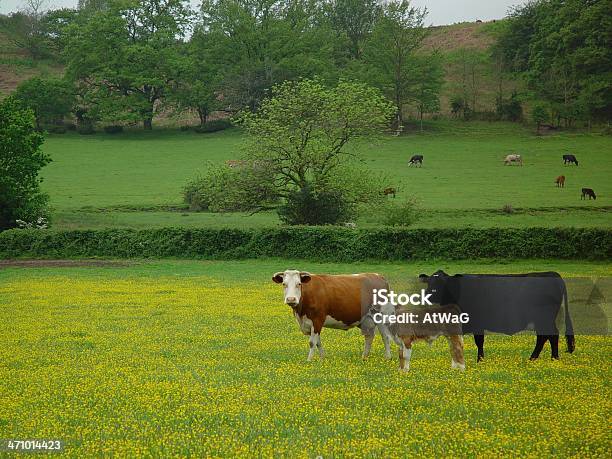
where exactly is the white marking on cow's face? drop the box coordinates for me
[272,270,311,307]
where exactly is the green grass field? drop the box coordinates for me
[40,122,611,230]
[0,259,610,456]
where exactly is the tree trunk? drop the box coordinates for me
[197,107,208,127]
[420,109,423,132]
[143,117,153,130]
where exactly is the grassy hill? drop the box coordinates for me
[0,30,63,96]
[39,122,611,230]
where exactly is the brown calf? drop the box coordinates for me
[386,304,465,371]
[555,175,565,187]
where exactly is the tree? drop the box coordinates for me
[411,52,443,130]
[0,0,50,59]
[325,0,382,60]
[0,98,50,231]
[498,0,612,126]
[13,77,75,130]
[228,79,394,222]
[64,0,192,130]
[531,104,548,134]
[197,0,335,113]
[362,0,427,126]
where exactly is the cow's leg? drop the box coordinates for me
[529,335,547,360]
[362,333,374,359]
[447,335,465,371]
[398,337,413,372]
[474,334,485,362]
[377,324,392,359]
[307,328,318,361]
[549,335,560,359]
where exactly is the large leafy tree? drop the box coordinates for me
[0,98,50,231]
[362,0,427,126]
[197,0,335,112]
[234,79,395,211]
[498,0,612,126]
[324,0,382,60]
[64,0,192,129]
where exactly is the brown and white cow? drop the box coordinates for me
[504,154,523,166]
[272,270,392,361]
[382,304,466,372]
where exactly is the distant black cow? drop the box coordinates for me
[409,155,423,167]
[581,188,596,200]
[419,271,575,362]
[563,154,579,166]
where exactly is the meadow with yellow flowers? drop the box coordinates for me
[1,260,610,457]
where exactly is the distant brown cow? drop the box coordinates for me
[555,175,565,188]
[383,187,396,198]
[581,188,596,200]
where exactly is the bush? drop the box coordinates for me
[195,119,232,133]
[278,186,354,225]
[104,125,124,134]
[0,227,609,261]
[380,200,419,226]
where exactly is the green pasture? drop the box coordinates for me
[40,122,611,229]
[0,259,610,456]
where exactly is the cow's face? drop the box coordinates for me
[419,270,449,304]
[272,270,312,307]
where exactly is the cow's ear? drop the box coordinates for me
[300,272,312,283]
[272,272,284,284]
[418,274,428,282]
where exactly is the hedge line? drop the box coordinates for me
[0,227,610,261]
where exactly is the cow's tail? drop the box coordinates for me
[562,279,575,353]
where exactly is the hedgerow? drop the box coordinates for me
[0,227,609,261]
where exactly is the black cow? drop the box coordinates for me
[563,154,579,166]
[409,155,423,167]
[581,188,596,200]
[419,270,575,362]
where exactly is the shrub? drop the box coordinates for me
[0,98,50,231]
[380,200,419,226]
[194,119,232,133]
[104,125,124,134]
[278,186,355,225]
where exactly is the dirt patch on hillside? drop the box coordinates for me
[0,260,132,269]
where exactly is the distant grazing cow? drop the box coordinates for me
[504,154,522,166]
[272,270,392,361]
[581,188,596,200]
[563,154,579,166]
[381,304,466,371]
[225,159,248,168]
[555,175,565,188]
[408,155,423,167]
[419,270,575,362]
[383,187,396,198]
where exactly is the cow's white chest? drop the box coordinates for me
[323,315,358,330]
[294,312,313,334]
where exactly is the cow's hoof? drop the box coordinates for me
[451,361,466,371]
[384,353,392,360]
[529,357,539,361]
[399,367,410,373]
